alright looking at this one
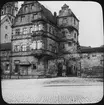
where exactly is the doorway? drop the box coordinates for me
[66,66,73,76]
[57,62,62,76]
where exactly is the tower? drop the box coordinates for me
[57,4,79,54]
[57,4,79,76]
[1,1,18,17]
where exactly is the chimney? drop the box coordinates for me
[54,12,57,18]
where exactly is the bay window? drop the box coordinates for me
[31,40,44,50]
[34,24,44,32]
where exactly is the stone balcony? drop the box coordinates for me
[31,49,57,60]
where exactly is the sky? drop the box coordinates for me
[18,1,103,47]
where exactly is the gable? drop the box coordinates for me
[13,1,56,27]
[1,15,12,26]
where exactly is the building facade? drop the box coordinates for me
[1,1,103,79]
[79,46,104,77]
[0,2,18,78]
[10,1,80,78]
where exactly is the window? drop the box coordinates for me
[37,40,43,49]
[33,13,37,20]
[25,6,28,12]
[100,60,103,65]
[5,34,8,39]
[14,45,20,52]
[31,41,36,49]
[23,28,28,34]
[68,42,72,46]
[74,33,76,38]
[5,64,9,70]
[21,16,25,22]
[92,54,96,57]
[1,10,4,15]
[30,40,43,50]
[15,29,20,35]
[62,44,65,49]
[34,25,38,31]
[30,27,33,33]
[5,26,8,29]
[33,64,36,69]
[39,24,43,31]
[31,4,34,10]
[21,45,27,51]
[74,18,76,25]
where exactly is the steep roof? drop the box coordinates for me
[0,43,11,51]
[40,4,57,25]
[1,15,6,21]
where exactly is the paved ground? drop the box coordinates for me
[1,77,103,104]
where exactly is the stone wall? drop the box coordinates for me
[80,52,104,77]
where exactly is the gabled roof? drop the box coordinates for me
[0,43,12,51]
[1,15,6,20]
[40,4,57,25]
[0,15,12,25]
[13,1,56,26]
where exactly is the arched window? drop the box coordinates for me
[25,6,28,13]
[30,41,36,49]
[31,4,34,10]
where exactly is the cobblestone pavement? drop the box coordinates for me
[1,77,103,104]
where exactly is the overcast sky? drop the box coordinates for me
[18,1,103,47]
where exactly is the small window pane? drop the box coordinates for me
[23,28,28,34]
[34,25,38,31]
[37,40,43,49]
[39,24,43,30]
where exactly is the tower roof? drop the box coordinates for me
[62,4,69,9]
